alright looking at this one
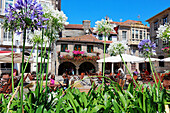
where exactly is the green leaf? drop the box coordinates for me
[91,105,105,112]
[36,105,44,113]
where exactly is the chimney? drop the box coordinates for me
[83,20,91,34]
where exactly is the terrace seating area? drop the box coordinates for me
[0,70,170,94]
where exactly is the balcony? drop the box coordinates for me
[128,39,142,45]
[58,51,100,61]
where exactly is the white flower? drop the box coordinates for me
[108,41,127,56]
[28,30,48,44]
[93,18,117,36]
[157,23,170,41]
[42,3,69,32]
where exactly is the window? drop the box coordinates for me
[140,30,142,39]
[61,44,68,52]
[98,34,103,40]
[135,30,138,39]
[159,61,164,67]
[155,39,159,46]
[87,45,93,53]
[108,36,112,41]
[147,34,150,40]
[74,44,81,51]
[154,21,158,30]
[1,63,11,68]
[163,17,167,25]
[144,31,146,39]
[132,29,134,39]
[3,30,12,41]
[122,31,127,40]
[5,0,13,10]
[131,63,136,70]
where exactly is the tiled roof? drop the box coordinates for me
[64,24,84,29]
[59,34,102,43]
[111,20,149,28]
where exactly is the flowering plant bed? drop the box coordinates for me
[59,55,100,61]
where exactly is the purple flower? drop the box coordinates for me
[138,39,156,57]
[3,0,49,33]
[145,48,149,51]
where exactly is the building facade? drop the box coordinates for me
[53,20,117,75]
[146,7,170,72]
[111,20,150,73]
[0,0,61,75]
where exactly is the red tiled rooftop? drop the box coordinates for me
[111,20,149,28]
[64,24,84,29]
[60,34,102,43]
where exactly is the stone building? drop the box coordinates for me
[111,20,150,73]
[146,7,170,72]
[53,20,118,75]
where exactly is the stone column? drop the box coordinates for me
[111,63,114,75]
[76,66,79,75]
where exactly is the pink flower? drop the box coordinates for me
[80,51,85,54]
[65,50,70,53]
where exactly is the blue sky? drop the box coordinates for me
[61,0,170,27]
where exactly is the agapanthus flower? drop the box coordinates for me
[138,39,156,57]
[3,0,48,33]
[28,30,48,44]
[42,3,68,40]
[156,23,170,41]
[93,18,117,36]
[108,41,128,56]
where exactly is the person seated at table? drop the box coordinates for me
[144,69,149,75]
[133,69,138,76]
[63,74,69,90]
[50,74,55,85]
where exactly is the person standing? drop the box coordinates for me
[71,68,74,75]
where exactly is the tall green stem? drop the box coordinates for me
[20,28,26,112]
[45,31,52,94]
[120,54,139,89]
[40,42,47,92]
[39,29,44,84]
[152,63,163,88]
[36,44,39,89]
[17,44,35,87]
[148,56,158,87]
[11,32,14,94]
[102,35,106,94]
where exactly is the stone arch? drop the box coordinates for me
[78,62,96,75]
[58,62,76,75]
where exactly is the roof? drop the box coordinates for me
[111,20,149,28]
[146,7,170,22]
[64,24,84,29]
[59,34,103,43]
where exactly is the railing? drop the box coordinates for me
[59,51,98,57]
[128,39,143,45]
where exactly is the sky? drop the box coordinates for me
[61,0,170,27]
